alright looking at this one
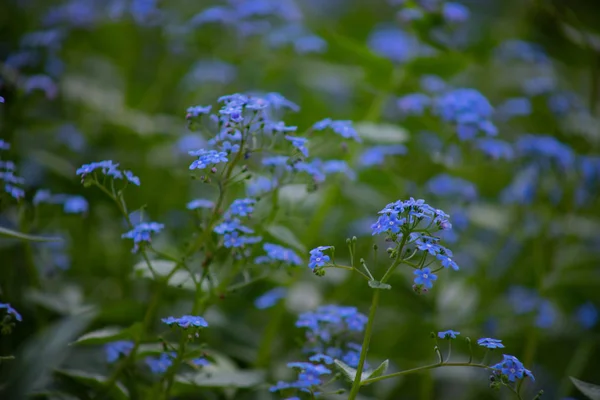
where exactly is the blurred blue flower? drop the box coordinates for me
[414,267,437,289]
[63,196,88,214]
[255,243,302,266]
[309,353,334,364]
[575,302,598,329]
[548,91,582,116]
[496,97,532,120]
[285,136,309,157]
[426,173,477,201]
[438,330,460,339]
[368,25,425,64]
[254,287,287,309]
[162,315,208,328]
[535,300,557,329]
[523,76,555,96]
[500,166,538,205]
[507,286,539,314]
[475,138,514,160]
[187,199,214,210]
[104,340,134,363]
[312,118,361,142]
[145,352,175,374]
[494,40,549,64]
[442,2,470,24]
[0,302,22,322]
[420,75,447,93]
[186,105,212,118]
[189,149,228,170]
[246,176,277,197]
[322,160,356,180]
[515,134,575,171]
[359,145,407,167]
[398,93,431,116]
[477,337,504,349]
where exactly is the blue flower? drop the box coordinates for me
[162,315,208,328]
[496,97,532,121]
[433,89,496,141]
[442,2,470,23]
[491,354,534,382]
[322,160,356,180]
[420,75,446,93]
[145,352,175,374]
[223,231,262,248]
[438,330,460,339]
[414,267,437,289]
[186,105,212,118]
[255,243,302,266]
[522,76,555,96]
[308,247,331,270]
[246,176,277,197]
[515,134,574,171]
[267,121,297,134]
[262,92,300,112]
[225,198,256,218]
[367,25,424,64]
[475,138,514,160]
[0,302,22,322]
[294,160,326,183]
[436,254,459,271]
[309,354,334,364]
[575,302,598,329]
[121,222,164,253]
[500,166,538,205]
[104,341,134,363]
[284,135,309,157]
[214,219,254,234]
[187,198,214,210]
[76,160,123,179]
[0,139,10,150]
[477,337,504,349]
[397,93,430,115]
[312,119,361,142]
[124,170,140,186]
[63,196,88,214]
[494,40,549,64]
[254,287,287,309]
[192,357,210,367]
[426,173,477,201]
[189,149,229,170]
[359,145,407,167]
[397,7,424,23]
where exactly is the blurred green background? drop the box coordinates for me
[1,0,600,399]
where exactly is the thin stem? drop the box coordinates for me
[361,362,489,385]
[347,289,380,400]
[445,341,452,363]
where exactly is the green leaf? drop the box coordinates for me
[174,370,265,389]
[368,280,392,290]
[570,377,600,400]
[72,323,142,345]
[364,359,389,382]
[55,369,129,400]
[334,359,358,382]
[0,226,62,242]
[266,225,306,253]
[355,122,409,144]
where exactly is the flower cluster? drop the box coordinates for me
[76,160,140,186]
[255,243,302,266]
[433,89,497,140]
[146,352,176,374]
[162,315,208,329]
[121,222,164,253]
[0,140,25,200]
[186,198,214,210]
[491,355,535,383]
[271,305,367,396]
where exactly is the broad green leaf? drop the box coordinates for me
[368,280,392,290]
[55,369,129,400]
[334,359,358,382]
[174,370,265,389]
[571,377,600,400]
[355,122,409,144]
[364,359,389,382]
[0,226,62,242]
[26,286,94,316]
[72,323,142,345]
[2,312,94,398]
[266,225,306,253]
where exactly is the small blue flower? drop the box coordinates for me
[575,302,598,329]
[285,136,309,157]
[309,354,334,364]
[308,247,331,270]
[414,267,437,289]
[186,105,212,118]
[475,138,514,160]
[192,357,210,367]
[214,219,254,234]
[225,198,256,218]
[322,160,356,180]
[187,198,214,210]
[246,176,277,197]
[312,119,360,142]
[0,139,10,150]
[254,287,287,309]
[367,25,424,64]
[436,254,459,271]
[433,89,495,141]
[522,76,555,96]
[121,222,164,253]
[255,243,302,266]
[496,97,532,121]
[359,145,407,167]
[63,196,88,214]
[145,352,175,374]
[438,330,460,339]
[426,173,477,201]
[420,75,446,93]
[189,149,229,170]
[442,2,470,23]
[267,121,297,134]
[491,354,534,382]
[76,160,122,179]
[104,340,134,363]
[477,337,504,349]
[0,302,22,322]
[124,170,140,186]
[398,93,430,115]
[162,315,208,328]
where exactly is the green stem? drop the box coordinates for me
[361,362,489,385]
[347,289,380,400]
[254,301,286,367]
